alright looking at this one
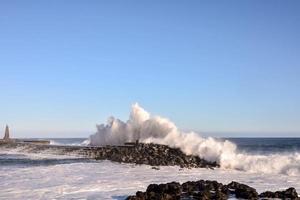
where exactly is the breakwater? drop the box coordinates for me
[0,142,218,168]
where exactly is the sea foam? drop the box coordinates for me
[89,103,300,175]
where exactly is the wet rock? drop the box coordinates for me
[128,182,182,200]
[227,181,258,199]
[151,166,160,170]
[92,143,218,169]
[127,180,299,200]
[259,187,299,199]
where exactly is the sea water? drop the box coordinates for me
[0,138,300,200]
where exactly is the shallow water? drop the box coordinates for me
[0,155,299,199]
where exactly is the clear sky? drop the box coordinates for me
[0,1,299,138]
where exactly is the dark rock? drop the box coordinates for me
[164,182,181,196]
[151,166,160,170]
[146,184,163,194]
[285,188,299,199]
[136,191,145,198]
[127,180,300,200]
[0,142,218,169]
[259,187,299,199]
[92,143,219,169]
[227,181,258,199]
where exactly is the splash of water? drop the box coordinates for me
[89,103,300,175]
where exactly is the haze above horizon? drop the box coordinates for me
[0,1,299,138]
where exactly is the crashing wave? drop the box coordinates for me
[89,103,300,175]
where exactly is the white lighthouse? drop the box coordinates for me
[3,125,10,140]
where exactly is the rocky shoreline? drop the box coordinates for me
[127,180,299,200]
[1,142,299,199]
[0,142,218,168]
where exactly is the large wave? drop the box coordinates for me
[89,103,300,175]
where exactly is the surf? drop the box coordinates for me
[89,103,300,175]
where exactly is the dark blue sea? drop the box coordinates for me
[1,138,300,166]
[49,137,300,154]
[227,137,300,154]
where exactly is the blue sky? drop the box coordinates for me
[0,1,299,138]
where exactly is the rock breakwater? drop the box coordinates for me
[91,143,218,168]
[0,142,218,168]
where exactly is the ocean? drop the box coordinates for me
[0,137,300,199]
[228,137,300,154]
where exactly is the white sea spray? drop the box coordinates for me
[90,103,300,175]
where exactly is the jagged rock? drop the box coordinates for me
[259,187,299,199]
[227,181,258,199]
[0,142,217,168]
[91,143,218,169]
[126,180,299,200]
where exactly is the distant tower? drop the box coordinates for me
[3,125,10,140]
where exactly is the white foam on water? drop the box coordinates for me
[89,103,300,176]
[0,145,83,160]
[0,160,299,200]
[50,139,90,146]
